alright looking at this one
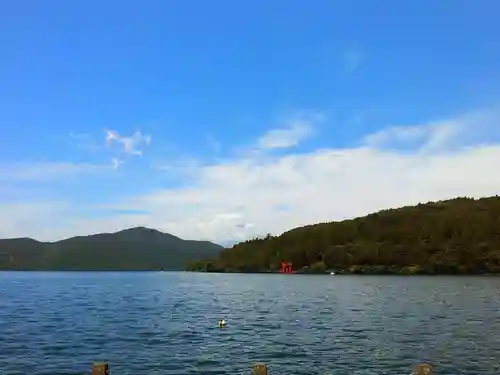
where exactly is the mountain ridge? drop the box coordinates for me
[1,226,207,244]
[0,226,224,271]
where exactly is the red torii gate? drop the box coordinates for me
[280,261,293,274]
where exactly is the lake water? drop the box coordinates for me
[1,272,500,375]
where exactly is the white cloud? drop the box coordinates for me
[155,113,323,177]
[245,112,323,154]
[0,162,112,181]
[0,201,69,240]
[363,120,460,152]
[155,157,202,181]
[106,129,151,156]
[257,120,312,150]
[1,107,500,243]
[108,144,499,244]
[68,132,89,140]
[363,107,500,152]
[112,158,124,170]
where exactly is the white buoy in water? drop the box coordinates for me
[218,319,227,327]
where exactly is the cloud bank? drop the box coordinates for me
[0,108,499,243]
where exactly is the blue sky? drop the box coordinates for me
[1,0,500,243]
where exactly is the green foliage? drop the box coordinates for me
[187,196,500,275]
[297,261,328,274]
[0,227,223,271]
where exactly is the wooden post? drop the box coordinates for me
[87,361,433,375]
[413,363,433,375]
[251,363,268,375]
[91,362,110,375]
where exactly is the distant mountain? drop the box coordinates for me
[0,227,224,271]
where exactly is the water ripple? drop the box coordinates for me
[1,272,500,375]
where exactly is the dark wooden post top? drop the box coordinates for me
[86,361,436,375]
[413,363,433,375]
[251,363,269,375]
[91,362,110,375]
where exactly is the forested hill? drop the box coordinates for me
[187,196,500,275]
[0,227,223,270]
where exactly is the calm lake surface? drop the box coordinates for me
[1,272,500,375]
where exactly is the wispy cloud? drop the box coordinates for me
[2,107,500,243]
[252,112,324,152]
[68,132,89,140]
[105,129,151,156]
[342,49,364,72]
[362,121,459,152]
[362,108,500,152]
[109,107,500,242]
[112,158,124,170]
[156,157,202,179]
[0,162,112,181]
[0,201,70,240]
[257,121,312,150]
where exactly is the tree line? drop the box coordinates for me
[187,196,500,275]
